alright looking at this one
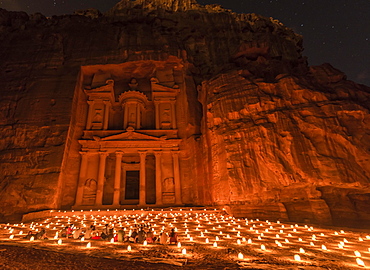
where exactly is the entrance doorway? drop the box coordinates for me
[125,170,139,200]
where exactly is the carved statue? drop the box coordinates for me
[128,78,139,90]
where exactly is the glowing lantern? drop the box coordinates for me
[356,258,365,267]
[310,242,315,246]
[298,238,302,242]
[110,238,115,244]
[285,239,289,243]
[247,239,252,244]
[215,236,219,241]
[81,237,85,242]
[30,236,34,242]
[127,245,131,251]
[260,244,266,250]
[237,239,241,245]
[205,238,209,243]
[359,237,363,241]
[294,254,301,261]
[58,239,62,245]
[9,235,14,239]
[321,245,327,250]
[354,250,361,257]
[182,248,186,255]
[213,242,217,247]
[299,248,305,253]
[238,253,244,259]
[177,242,181,248]
[19,231,23,235]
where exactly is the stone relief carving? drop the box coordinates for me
[82,178,97,205]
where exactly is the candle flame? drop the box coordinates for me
[356,258,365,267]
[354,250,361,257]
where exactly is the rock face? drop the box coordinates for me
[0,0,369,227]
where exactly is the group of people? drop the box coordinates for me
[23,228,48,240]
[24,223,179,245]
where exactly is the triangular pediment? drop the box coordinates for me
[101,128,162,141]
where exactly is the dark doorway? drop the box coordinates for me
[125,170,139,199]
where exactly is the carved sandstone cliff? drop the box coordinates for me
[0,0,369,227]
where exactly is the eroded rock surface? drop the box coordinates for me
[0,0,369,227]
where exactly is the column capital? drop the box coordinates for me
[87,100,95,105]
[115,151,124,157]
[79,151,89,156]
[103,100,111,106]
[99,151,109,157]
[171,150,180,156]
[153,150,162,157]
[138,150,147,157]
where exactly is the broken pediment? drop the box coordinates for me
[100,127,163,141]
[84,79,115,104]
[151,77,180,93]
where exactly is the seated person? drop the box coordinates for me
[129,229,138,243]
[169,228,178,244]
[36,228,48,240]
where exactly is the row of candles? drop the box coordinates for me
[1,210,370,268]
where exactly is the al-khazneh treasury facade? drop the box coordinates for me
[60,57,205,209]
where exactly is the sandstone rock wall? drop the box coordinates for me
[200,65,370,227]
[0,0,369,227]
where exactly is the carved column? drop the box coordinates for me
[86,100,95,130]
[103,101,110,130]
[95,151,108,206]
[154,151,162,205]
[136,103,141,129]
[74,151,89,206]
[170,101,177,129]
[154,102,160,129]
[113,151,123,206]
[138,151,147,206]
[123,104,128,129]
[172,151,182,205]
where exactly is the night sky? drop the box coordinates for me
[1,0,369,86]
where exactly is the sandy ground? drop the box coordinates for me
[1,210,369,269]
